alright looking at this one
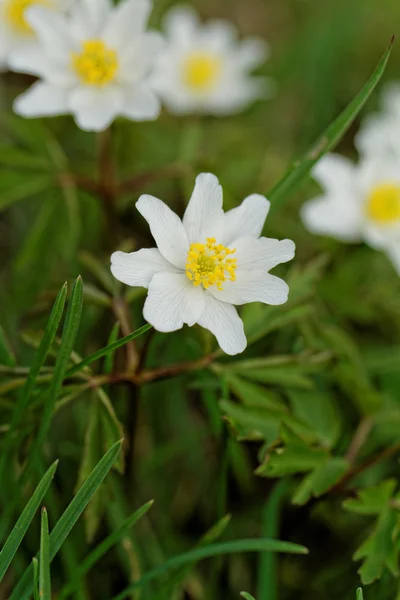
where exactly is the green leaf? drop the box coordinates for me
[9,440,123,600]
[343,480,397,515]
[0,282,67,487]
[32,557,39,600]
[220,399,282,444]
[356,588,364,600]
[287,389,341,448]
[267,39,393,211]
[104,322,120,374]
[241,593,256,600]
[292,457,349,505]
[58,500,153,600]
[112,539,308,600]
[0,461,58,583]
[0,324,15,366]
[225,374,288,411]
[0,172,54,212]
[66,323,152,377]
[23,276,83,478]
[39,508,51,600]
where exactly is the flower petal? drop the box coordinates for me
[222,193,270,245]
[301,196,362,242]
[197,293,246,355]
[14,82,68,117]
[119,32,164,83]
[208,271,289,306]
[233,236,295,272]
[236,37,269,69]
[9,46,76,85]
[69,0,112,39]
[121,84,161,121]
[164,6,198,46]
[110,248,180,288]
[182,173,224,243]
[26,7,75,59]
[385,243,400,275]
[144,272,204,331]
[136,195,189,268]
[312,153,355,194]
[68,86,124,131]
[103,0,152,48]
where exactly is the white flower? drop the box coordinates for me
[0,0,73,69]
[149,5,272,116]
[301,153,400,273]
[9,0,164,131]
[355,83,400,159]
[111,173,295,355]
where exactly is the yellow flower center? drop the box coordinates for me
[366,183,400,224]
[4,0,52,34]
[72,40,118,86]
[186,238,237,290]
[182,52,222,91]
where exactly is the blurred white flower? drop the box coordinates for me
[111,173,295,355]
[0,0,72,68]
[9,0,164,131]
[301,153,400,273]
[356,83,400,159]
[150,5,272,116]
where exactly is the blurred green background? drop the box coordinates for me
[1,0,400,599]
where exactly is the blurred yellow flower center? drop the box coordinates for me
[72,40,118,86]
[366,183,400,224]
[4,0,51,34]
[182,53,222,91]
[186,238,237,290]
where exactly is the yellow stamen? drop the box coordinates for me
[4,0,52,34]
[366,183,400,224]
[185,238,237,290]
[72,40,118,86]
[182,52,222,91]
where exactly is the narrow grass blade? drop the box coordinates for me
[24,276,83,477]
[0,460,58,583]
[268,38,393,212]
[0,324,15,366]
[104,322,120,374]
[356,589,364,600]
[58,500,153,599]
[39,508,51,600]
[66,323,152,377]
[32,557,39,600]
[0,283,67,483]
[10,440,123,600]
[112,539,308,600]
[241,593,256,600]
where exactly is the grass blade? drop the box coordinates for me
[112,538,308,600]
[58,500,153,599]
[10,439,123,600]
[356,589,364,600]
[0,283,67,485]
[66,323,152,377]
[39,508,51,600]
[23,276,83,477]
[241,594,256,600]
[0,460,58,583]
[268,38,393,212]
[32,557,39,600]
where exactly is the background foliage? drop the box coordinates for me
[1,0,400,599]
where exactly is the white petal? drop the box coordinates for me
[121,84,161,121]
[8,46,76,85]
[385,243,400,275]
[236,37,269,69]
[164,6,198,45]
[104,0,152,48]
[136,195,189,268]
[312,153,355,194]
[183,173,224,243]
[119,32,164,83]
[222,194,270,245]
[301,196,362,242]
[68,86,123,131]
[197,293,246,355]
[208,271,289,306]
[144,272,204,331]
[26,7,75,59]
[110,248,180,288]
[201,20,237,50]
[14,82,68,117]
[233,236,295,272]
[382,81,400,117]
[69,0,111,39]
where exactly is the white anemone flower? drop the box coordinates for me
[150,5,272,116]
[0,0,73,69]
[8,0,164,131]
[111,173,295,355]
[301,153,400,274]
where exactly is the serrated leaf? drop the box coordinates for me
[292,457,348,505]
[287,389,341,448]
[343,480,397,515]
[226,374,288,411]
[256,432,327,478]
